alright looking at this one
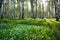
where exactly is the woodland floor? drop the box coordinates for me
[0,18,60,40]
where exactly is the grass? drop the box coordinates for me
[0,18,60,40]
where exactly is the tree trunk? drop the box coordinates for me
[30,0,34,18]
[22,0,24,19]
[0,0,3,9]
[42,4,44,19]
[0,0,4,19]
[12,0,15,19]
[35,0,37,18]
[54,0,59,21]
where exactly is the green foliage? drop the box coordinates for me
[0,24,56,40]
[0,19,60,40]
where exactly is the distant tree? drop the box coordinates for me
[42,4,44,19]
[0,0,3,9]
[0,0,4,19]
[47,0,50,18]
[50,0,54,18]
[22,0,24,19]
[30,0,34,18]
[17,0,21,19]
[54,0,59,21]
[12,0,15,19]
[35,0,37,18]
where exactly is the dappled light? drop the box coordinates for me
[0,0,60,40]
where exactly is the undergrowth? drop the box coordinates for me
[0,18,60,40]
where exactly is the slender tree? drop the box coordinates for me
[30,0,34,18]
[0,0,3,9]
[12,0,15,19]
[50,0,54,18]
[17,0,21,19]
[42,4,44,19]
[22,0,24,19]
[35,0,37,18]
[47,0,50,18]
[54,0,59,21]
[0,0,4,19]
